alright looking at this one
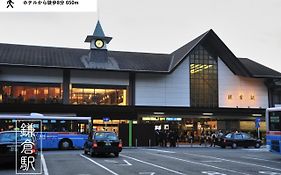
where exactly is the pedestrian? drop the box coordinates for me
[210,132,216,147]
[159,130,164,147]
[199,132,205,146]
[155,129,160,146]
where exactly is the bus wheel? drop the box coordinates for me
[59,139,73,150]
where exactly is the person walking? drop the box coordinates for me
[210,132,216,147]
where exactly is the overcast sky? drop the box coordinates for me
[0,0,281,72]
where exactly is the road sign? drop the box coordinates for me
[103,117,110,122]
[255,118,260,128]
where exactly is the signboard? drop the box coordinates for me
[255,118,260,128]
[103,117,110,122]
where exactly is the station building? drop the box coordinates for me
[0,21,281,138]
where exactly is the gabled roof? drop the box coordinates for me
[0,29,280,78]
[239,58,281,78]
[170,29,251,77]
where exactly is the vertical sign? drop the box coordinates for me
[16,120,42,174]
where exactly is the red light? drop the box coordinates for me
[32,144,37,154]
[118,141,122,148]
[92,141,97,148]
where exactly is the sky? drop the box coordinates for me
[0,0,281,73]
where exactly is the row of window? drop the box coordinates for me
[0,85,127,106]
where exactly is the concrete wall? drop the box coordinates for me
[70,70,129,86]
[0,67,63,83]
[135,57,190,106]
[218,58,268,108]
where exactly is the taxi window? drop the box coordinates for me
[225,133,232,138]
[94,132,118,140]
[234,134,243,139]
[0,132,16,142]
[242,133,250,139]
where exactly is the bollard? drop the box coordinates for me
[191,139,193,148]
[149,139,151,147]
[135,138,138,148]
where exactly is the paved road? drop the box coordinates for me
[1,147,281,175]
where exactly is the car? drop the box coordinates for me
[0,131,38,164]
[84,131,122,157]
[216,132,262,149]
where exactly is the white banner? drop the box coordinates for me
[0,0,97,12]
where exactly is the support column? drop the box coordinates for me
[129,73,135,106]
[63,70,70,104]
[128,73,135,147]
[128,120,133,147]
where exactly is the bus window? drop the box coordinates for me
[269,112,281,131]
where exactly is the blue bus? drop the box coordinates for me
[266,107,281,155]
[0,114,90,150]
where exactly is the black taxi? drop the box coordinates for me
[84,131,122,157]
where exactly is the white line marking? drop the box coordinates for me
[41,154,49,175]
[241,148,267,151]
[201,160,222,163]
[184,153,281,172]
[148,153,250,175]
[141,149,176,153]
[123,160,132,166]
[120,154,186,175]
[242,156,281,164]
[80,154,119,175]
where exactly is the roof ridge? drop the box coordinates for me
[168,29,211,71]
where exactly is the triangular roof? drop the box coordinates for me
[84,21,112,43]
[93,21,105,37]
[169,29,251,77]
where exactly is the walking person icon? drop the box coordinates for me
[7,0,14,8]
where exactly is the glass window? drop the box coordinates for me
[225,133,232,138]
[234,134,243,139]
[94,132,118,140]
[190,45,218,108]
[269,111,281,131]
[0,132,15,142]
[242,133,250,139]
[71,87,127,105]
[1,84,62,104]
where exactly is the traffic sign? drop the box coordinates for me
[255,118,260,128]
[103,117,110,122]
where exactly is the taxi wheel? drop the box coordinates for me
[255,143,261,148]
[90,149,96,157]
[84,149,88,155]
[231,143,237,149]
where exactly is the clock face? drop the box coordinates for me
[95,39,104,48]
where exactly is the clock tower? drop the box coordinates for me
[85,20,112,50]
[84,21,112,63]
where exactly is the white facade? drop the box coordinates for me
[70,70,129,86]
[0,67,63,83]
[135,57,190,106]
[218,58,268,108]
